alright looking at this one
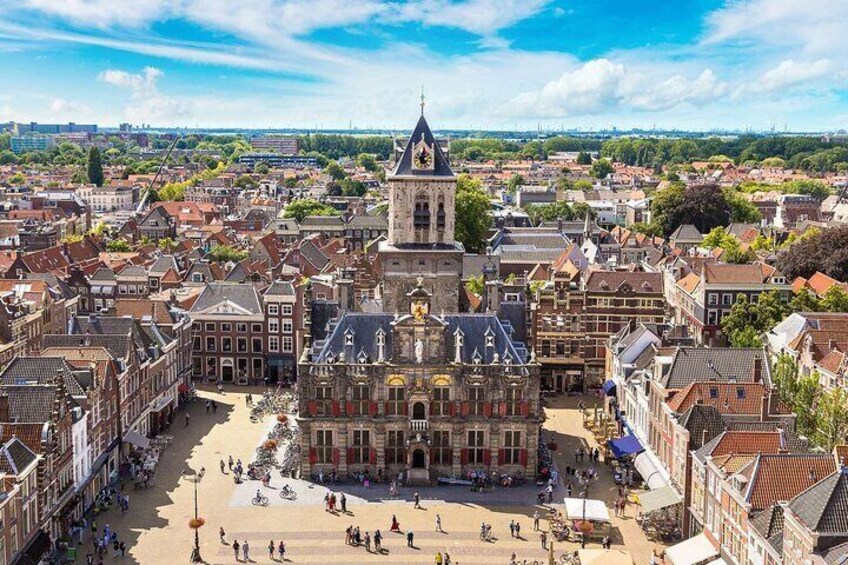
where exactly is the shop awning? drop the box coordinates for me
[562,497,612,523]
[705,559,728,565]
[602,380,617,395]
[639,485,682,514]
[123,430,150,449]
[665,533,719,565]
[11,529,51,565]
[608,434,644,459]
[634,451,668,490]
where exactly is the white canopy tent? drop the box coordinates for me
[562,498,612,523]
[634,451,668,490]
[665,533,719,565]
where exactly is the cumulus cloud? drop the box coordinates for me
[23,0,176,28]
[502,59,727,118]
[98,66,188,124]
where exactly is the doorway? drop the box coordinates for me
[412,449,426,468]
[412,402,426,420]
[222,359,234,382]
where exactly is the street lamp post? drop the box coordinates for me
[184,468,204,563]
[581,481,589,549]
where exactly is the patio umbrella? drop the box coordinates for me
[578,549,634,565]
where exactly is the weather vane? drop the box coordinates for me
[420,85,425,116]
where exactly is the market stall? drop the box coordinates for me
[665,533,719,565]
[561,497,612,541]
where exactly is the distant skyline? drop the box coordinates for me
[0,0,846,131]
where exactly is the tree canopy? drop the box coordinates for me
[86,146,104,187]
[282,198,340,223]
[775,225,848,281]
[454,174,492,254]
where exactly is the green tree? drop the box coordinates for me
[207,244,249,263]
[254,162,270,174]
[234,175,257,190]
[822,285,848,312]
[356,153,378,172]
[590,158,614,179]
[86,146,104,186]
[7,173,25,185]
[0,150,17,165]
[507,174,524,193]
[325,161,345,181]
[720,291,788,346]
[576,151,592,165]
[556,176,574,191]
[773,353,800,403]
[790,290,823,313]
[730,326,762,348]
[465,275,484,296]
[726,191,762,223]
[455,174,492,253]
[106,240,131,252]
[338,177,366,197]
[794,372,823,438]
[282,199,339,223]
[815,388,848,450]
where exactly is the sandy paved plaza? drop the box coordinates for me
[77,389,661,565]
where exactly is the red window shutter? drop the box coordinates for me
[346,447,354,463]
[449,402,456,417]
[460,448,469,465]
[369,448,376,465]
[483,401,492,417]
[308,400,317,416]
[332,448,340,466]
[308,447,317,465]
[519,448,528,467]
[445,448,453,463]
[332,401,340,417]
[345,401,353,415]
[430,449,436,464]
[369,402,378,417]
[498,403,507,417]
[520,401,529,417]
[461,402,470,417]
[402,402,408,416]
[484,450,492,465]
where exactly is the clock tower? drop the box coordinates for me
[378,108,463,314]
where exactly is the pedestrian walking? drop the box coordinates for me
[436,551,443,565]
[546,483,554,503]
[228,456,234,470]
[185,412,190,427]
[220,460,226,473]
[345,526,352,545]
[540,531,547,550]
[242,540,249,561]
[436,514,443,532]
[533,510,540,531]
[567,483,573,498]
[374,530,382,552]
[509,520,516,538]
[278,540,286,561]
[205,400,210,413]
[232,540,240,561]
[515,522,522,539]
[365,531,372,553]
[119,541,126,557]
[445,552,451,565]
[390,514,400,532]
[602,535,611,549]
[407,530,414,548]
[414,491,421,509]
[212,400,218,413]
[340,492,347,513]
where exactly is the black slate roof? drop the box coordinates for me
[749,505,784,556]
[44,334,133,364]
[790,469,848,535]
[661,347,769,389]
[0,437,37,474]
[1,385,57,422]
[391,115,453,177]
[678,404,726,450]
[0,357,86,396]
[313,312,528,365]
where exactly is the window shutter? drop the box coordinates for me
[484,450,492,465]
[519,448,528,467]
[520,401,529,417]
[402,402,408,416]
[460,448,469,465]
[332,401,340,417]
[483,401,492,417]
[369,448,376,465]
[307,400,317,417]
[308,447,317,465]
[498,403,507,417]
[346,447,354,464]
[461,402,470,417]
[445,448,453,463]
[449,402,456,417]
[345,401,353,415]
[370,402,378,417]
[332,448,340,466]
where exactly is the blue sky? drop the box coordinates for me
[0,0,845,131]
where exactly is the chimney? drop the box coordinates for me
[0,393,9,422]
[829,338,838,351]
[760,394,769,422]
[753,357,762,383]
[701,429,708,448]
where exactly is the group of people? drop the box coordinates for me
[222,530,286,563]
[345,525,384,553]
[220,455,246,482]
[204,399,219,413]
[574,446,601,464]
[84,522,126,564]
[323,491,348,513]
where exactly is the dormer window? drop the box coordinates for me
[375,329,385,346]
[344,328,355,346]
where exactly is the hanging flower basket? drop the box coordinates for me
[188,517,206,529]
[277,414,288,424]
[263,439,279,451]
[547,441,558,451]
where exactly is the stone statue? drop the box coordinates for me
[414,339,424,364]
[530,349,537,363]
[492,352,500,364]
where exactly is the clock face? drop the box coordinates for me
[414,147,432,169]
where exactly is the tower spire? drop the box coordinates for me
[420,85,425,117]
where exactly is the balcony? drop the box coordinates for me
[410,419,429,432]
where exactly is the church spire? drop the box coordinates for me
[420,85,426,117]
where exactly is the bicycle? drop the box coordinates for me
[279,485,298,500]
[252,493,269,506]
[560,552,581,565]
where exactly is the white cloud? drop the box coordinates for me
[48,97,91,116]
[756,59,836,92]
[98,66,188,124]
[395,0,552,36]
[502,59,727,119]
[22,0,176,28]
